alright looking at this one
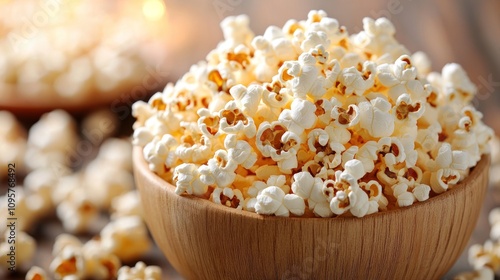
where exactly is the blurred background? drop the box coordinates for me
[0,0,499,279]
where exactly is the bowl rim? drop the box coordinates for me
[133,145,490,221]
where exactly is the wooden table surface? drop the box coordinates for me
[1,0,499,279]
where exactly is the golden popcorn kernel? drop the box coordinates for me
[102,259,118,279]
[314,100,326,116]
[282,138,298,152]
[311,13,322,23]
[356,63,363,72]
[339,38,348,49]
[181,134,195,146]
[384,168,397,179]
[427,91,438,108]
[227,52,250,67]
[219,192,241,208]
[221,108,248,125]
[80,201,94,213]
[438,132,448,142]
[405,168,419,181]
[33,274,43,280]
[362,70,372,81]
[336,106,357,125]
[442,174,458,184]
[287,22,302,35]
[203,116,220,135]
[334,81,347,95]
[401,57,412,69]
[306,162,322,177]
[150,99,166,110]
[395,101,421,120]
[390,143,400,157]
[260,125,286,152]
[208,70,225,91]
[280,68,294,82]
[56,257,77,276]
[367,183,380,197]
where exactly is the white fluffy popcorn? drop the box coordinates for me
[25,110,78,171]
[133,11,493,218]
[117,261,162,280]
[25,266,49,280]
[100,216,152,262]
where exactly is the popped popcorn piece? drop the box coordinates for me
[83,159,134,210]
[25,266,49,280]
[254,186,305,217]
[323,170,368,217]
[291,172,332,217]
[358,97,394,138]
[50,246,86,280]
[23,167,57,214]
[0,188,44,232]
[224,134,257,169]
[330,103,360,128]
[0,231,36,270]
[337,61,376,96]
[173,163,208,196]
[111,191,143,220]
[454,267,494,280]
[81,108,118,145]
[219,101,257,138]
[256,121,301,172]
[198,150,237,188]
[117,261,162,280]
[100,216,152,262]
[25,110,78,171]
[212,187,244,209]
[52,234,83,257]
[229,84,263,116]
[441,63,477,104]
[143,134,178,178]
[96,138,133,172]
[278,98,317,135]
[56,188,100,234]
[377,55,425,102]
[82,242,121,280]
[468,241,500,271]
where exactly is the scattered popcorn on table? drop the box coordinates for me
[132,10,494,218]
[25,110,78,172]
[50,245,87,280]
[111,190,143,220]
[100,216,152,262]
[117,261,162,280]
[56,188,100,234]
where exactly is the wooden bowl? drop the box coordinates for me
[133,146,490,280]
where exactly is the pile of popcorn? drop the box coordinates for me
[133,11,494,218]
[0,0,168,104]
[0,110,162,279]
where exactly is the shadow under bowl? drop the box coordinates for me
[133,146,490,280]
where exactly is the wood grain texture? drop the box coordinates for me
[133,147,490,280]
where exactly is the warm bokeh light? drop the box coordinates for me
[142,0,166,21]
